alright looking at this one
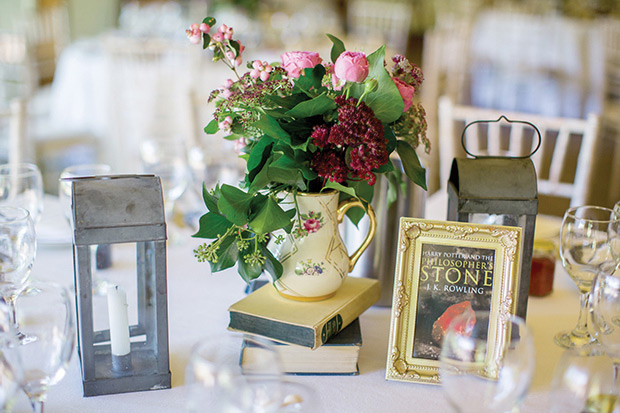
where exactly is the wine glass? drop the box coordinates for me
[0,163,44,223]
[6,280,75,413]
[590,273,620,378]
[140,138,189,224]
[185,333,283,413]
[550,345,620,413]
[58,164,113,295]
[555,206,620,348]
[439,311,535,413]
[0,300,24,411]
[0,206,36,337]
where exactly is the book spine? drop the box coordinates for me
[313,281,380,347]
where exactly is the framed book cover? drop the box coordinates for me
[385,218,522,385]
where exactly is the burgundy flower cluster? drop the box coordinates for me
[391,54,423,90]
[311,96,388,186]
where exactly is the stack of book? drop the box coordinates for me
[228,277,381,375]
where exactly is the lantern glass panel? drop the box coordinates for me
[469,213,526,229]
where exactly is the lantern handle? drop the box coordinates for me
[461,115,542,159]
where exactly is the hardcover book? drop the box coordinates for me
[240,318,362,375]
[228,277,380,349]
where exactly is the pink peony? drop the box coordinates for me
[334,51,369,83]
[280,51,322,78]
[392,77,415,112]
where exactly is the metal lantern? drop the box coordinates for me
[447,117,539,320]
[71,175,171,396]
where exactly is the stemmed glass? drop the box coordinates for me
[0,206,36,338]
[590,273,620,378]
[140,138,189,230]
[4,280,75,413]
[0,301,24,411]
[0,163,44,223]
[439,311,535,413]
[59,164,113,295]
[550,345,619,413]
[555,206,620,348]
[186,333,284,413]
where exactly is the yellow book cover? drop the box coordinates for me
[228,277,380,349]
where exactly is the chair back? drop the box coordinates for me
[438,96,600,209]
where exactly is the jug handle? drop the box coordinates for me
[337,199,377,273]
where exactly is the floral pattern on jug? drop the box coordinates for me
[269,190,376,301]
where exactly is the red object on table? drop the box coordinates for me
[529,240,555,297]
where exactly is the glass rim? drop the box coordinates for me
[0,162,41,177]
[0,205,31,222]
[564,205,620,223]
[59,163,112,178]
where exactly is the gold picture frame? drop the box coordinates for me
[385,218,522,385]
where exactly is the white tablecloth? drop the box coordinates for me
[16,197,583,413]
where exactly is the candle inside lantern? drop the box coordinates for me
[107,285,131,357]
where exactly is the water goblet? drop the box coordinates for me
[0,301,24,412]
[0,163,44,223]
[59,164,113,294]
[140,138,189,222]
[7,280,75,413]
[550,345,620,413]
[185,333,283,413]
[555,206,620,348]
[439,311,535,413]
[0,206,36,337]
[590,273,620,380]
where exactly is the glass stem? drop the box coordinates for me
[571,291,591,338]
[29,399,43,413]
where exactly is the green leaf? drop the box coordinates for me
[247,137,275,183]
[293,65,326,96]
[327,34,346,63]
[324,181,358,199]
[202,184,219,213]
[193,212,233,239]
[252,114,290,141]
[285,93,337,118]
[261,243,283,281]
[237,251,263,283]
[348,179,374,203]
[396,141,427,190]
[386,170,402,206]
[384,124,398,153]
[204,118,219,134]
[349,46,403,123]
[248,196,296,234]
[202,16,216,26]
[217,185,254,225]
[202,33,211,50]
[208,234,238,272]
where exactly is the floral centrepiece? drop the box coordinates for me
[189,17,429,284]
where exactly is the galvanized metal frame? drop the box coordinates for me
[71,175,171,396]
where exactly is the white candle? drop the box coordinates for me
[107,285,131,356]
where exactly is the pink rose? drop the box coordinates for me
[280,51,322,78]
[393,77,416,112]
[303,218,321,233]
[334,51,369,83]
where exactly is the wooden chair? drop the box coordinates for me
[437,96,600,210]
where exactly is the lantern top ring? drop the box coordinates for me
[461,115,542,159]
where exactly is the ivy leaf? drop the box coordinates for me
[293,65,326,96]
[324,181,357,199]
[285,93,337,118]
[396,141,427,190]
[217,184,254,225]
[247,137,275,183]
[202,16,216,26]
[202,33,211,50]
[202,183,219,213]
[386,169,402,206]
[261,243,283,281]
[204,118,219,134]
[208,234,238,272]
[248,196,296,234]
[349,45,403,123]
[193,212,233,239]
[237,252,263,283]
[252,114,290,142]
[266,93,308,110]
[327,33,346,62]
[384,124,398,153]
